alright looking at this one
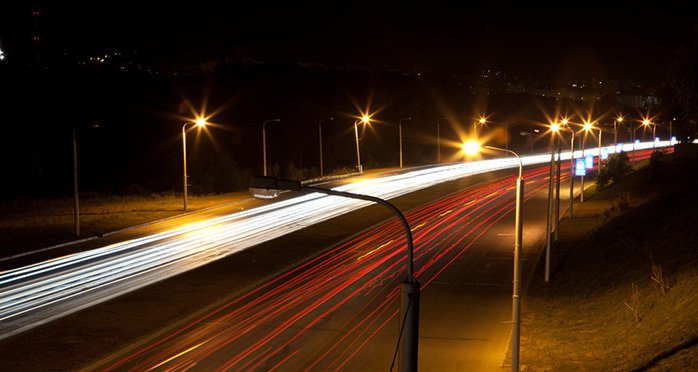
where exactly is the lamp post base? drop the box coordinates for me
[399,279,420,372]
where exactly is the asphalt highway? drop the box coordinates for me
[0,143,662,371]
[86,146,659,371]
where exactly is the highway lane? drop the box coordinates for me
[0,143,664,346]
[88,161,579,371]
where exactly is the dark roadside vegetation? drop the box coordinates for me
[521,149,698,371]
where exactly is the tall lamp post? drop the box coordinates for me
[631,122,640,166]
[73,123,99,236]
[544,123,561,282]
[436,117,447,163]
[249,175,420,372]
[670,118,675,149]
[319,117,333,177]
[558,120,575,217]
[474,117,486,138]
[580,122,596,203]
[182,118,206,211]
[615,116,623,146]
[354,115,370,173]
[262,118,281,176]
[644,119,656,150]
[483,145,524,372]
[399,117,412,168]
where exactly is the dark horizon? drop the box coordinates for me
[2,2,696,83]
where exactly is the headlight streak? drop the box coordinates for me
[0,145,665,344]
[99,162,561,371]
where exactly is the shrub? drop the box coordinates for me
[649,150,663,167]
[596,152,632,188]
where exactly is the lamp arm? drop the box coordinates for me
[302,185,416,280]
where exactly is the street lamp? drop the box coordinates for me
[248,175,420,372]
[319,117,334,177]
[544,123,561,282]
[262,118,281,176]
[558,119,575,218]
[615,116,623,145]
[631,121,642,166]
[474,117,486,138]
[182,118,206,211]
[399,117,412,168]
[644,119,656,150]
[73,123,99,236]
[354,115,370,173]
[579,121,597,203]
[436,117,447,163]
[482,145,524,372]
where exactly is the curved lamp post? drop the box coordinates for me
[483,145,524,372]
[319,117,333,177]
[354,116,370,173]
[182,118,206,211]
[73,123,99,236]
[399,117,412,168]
[249,175,419,372]
[262,118,281,176]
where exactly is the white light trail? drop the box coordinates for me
[0,141,669,339]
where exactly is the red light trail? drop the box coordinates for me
[100,163,566,372]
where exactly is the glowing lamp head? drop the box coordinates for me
[479,118,486,124]
[551,123,560,132]
[617,117,623,123]
[462,139,481,155]
[584,122,593,131]
[196,118,207,127]
[361,115,370,124]
[643,120,650,126]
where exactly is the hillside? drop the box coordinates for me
[521,152,698,371]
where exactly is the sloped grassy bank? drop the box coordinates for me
[521,154,698,371]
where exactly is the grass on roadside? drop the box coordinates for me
[0,192,245,256]
[521,154,698,371]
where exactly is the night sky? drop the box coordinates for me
[3,2,697,83]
